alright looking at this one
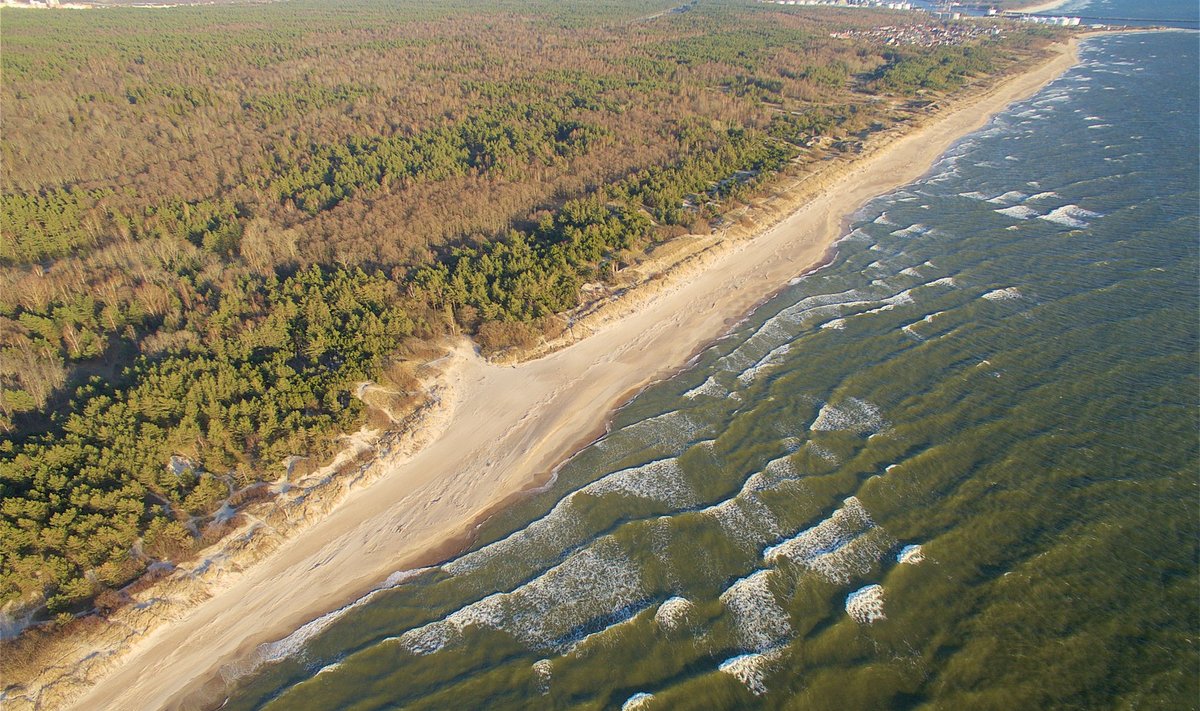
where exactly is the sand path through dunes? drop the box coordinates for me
[65,38,1080,711]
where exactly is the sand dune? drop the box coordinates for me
[51,38,1080,711]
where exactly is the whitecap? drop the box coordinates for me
[811,398,884,433]
[897,544,925,565]
[1039,204,1102,229]
[703,493,784,549]
[719,290,867,373]
[719,570,791,651]
[718,650,782,696]
[227,566,434,680]
[623,693,655,710]
[745,454,800,493]
[737,343,792,384]
[994,205,1039,220]
[399,540,642,655]
[654,596,694,632]
[808,442,839,464]
[858,289,914,317]
[613,410,706,452]
[982,287,1022,301]
[1026,191,1059,201]
[581,458,696,506]
[446,494,585,576]
[845,584,886,624]
[764,497,895,584]
[890,223,932,238]
[682,375,725,400]
[533,659,554,686]
[986,190,1028,205]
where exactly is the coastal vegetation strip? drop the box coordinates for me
[0,0,1062,647]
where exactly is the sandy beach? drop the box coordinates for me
[22,37,1080,711]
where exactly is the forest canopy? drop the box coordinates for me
[0,0,1059,620]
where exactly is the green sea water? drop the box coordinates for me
[218,30,1199,711]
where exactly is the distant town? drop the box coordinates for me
[830,22,1005,46]
[760,0,1085,28]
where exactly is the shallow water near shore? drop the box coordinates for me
[220,31,1198,711]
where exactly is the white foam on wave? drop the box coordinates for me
[719,649,782,696]
[399,539,642,655]
[720,569,791,651]
[1087,123,1113,129]
[569,601,652,651]
[655,596,693,632]
[902,307,945,341]
[811,397,884,434]
[1038,204,1101,229]
[821,318,846,330]
[622,692,655,710]
[845,584,886,624]
[890,223,932,238]
[737,342,792,385]
[533,659,553,694]
[719,289,866,373]
[836,226,874,245]
[986,190,1028,205]
[994,205,1039,220]
[957,190,990,201]
[1022,189,1060,201]
[808,442,839,464]
[874,211,895,226]
[745,454,799,493]
[1031,92,1071,106]
[446,491,583,576]
[982,287,1022,301]
[897,544,925,565]
[223,566,434,681]
[858,289,914,317]
[764,497,895,585]
[582,458,697,506]
[683,375,725,400]
[614,410,706,453]
[703,491,784,549]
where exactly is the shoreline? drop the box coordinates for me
[12,37,1082,711]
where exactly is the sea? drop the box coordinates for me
[217,13,1199,711]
